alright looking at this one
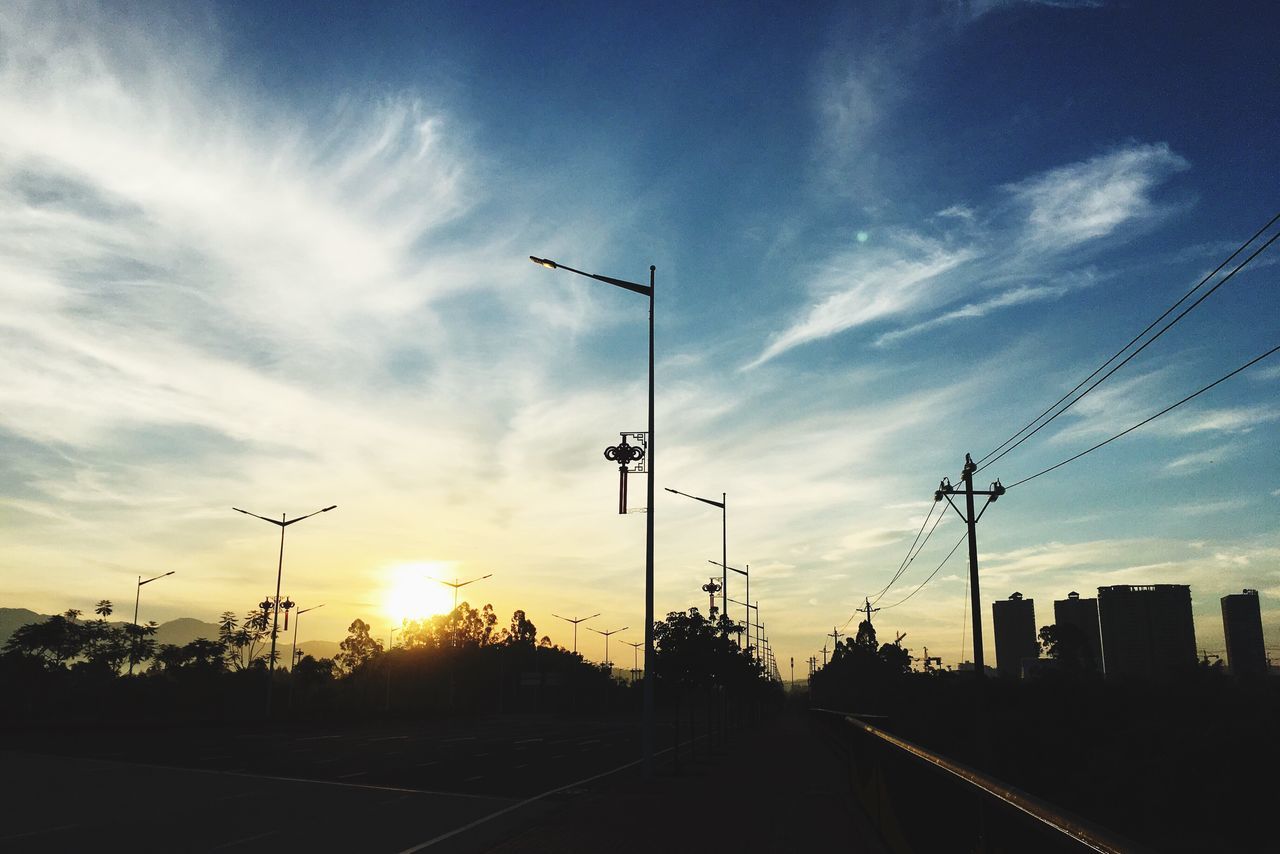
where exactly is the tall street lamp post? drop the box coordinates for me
[623,639,643,684]
[710,559,749,650]
[233,504,336,717]
[552,612,601,655]
[432,573,494,613]
[588,625,629,671]
[530,254,656,776]
[129,570,174,675]
[667,487,727,622]
[290,603,325,672]
[289,603,324,710]
[727,596,758,664]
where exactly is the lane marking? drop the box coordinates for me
[396,734,708,853]
[441,736,476,743]
[368,735,410,743]
[211,829,279,850]
[465,775,483,782]
[513,738,543,745]
[17,752,512,803]
[0,823,80,842]
[296,735,342,742]
[338,771,368,779]
[397,754,647,852]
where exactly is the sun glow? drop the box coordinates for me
[382,562,457,624]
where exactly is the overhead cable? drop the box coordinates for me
[976,212,1280,473]
[881,531,968,610]
[1005,342,1280,490]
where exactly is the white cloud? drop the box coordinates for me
[745,235,978,368]
[875,284,1069,345]
[750,142,1185,368]
[1006,143,1188,250]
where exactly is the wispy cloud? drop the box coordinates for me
[745,234,977,369]
[750,142,1186,368]
[1007,143,1189,251]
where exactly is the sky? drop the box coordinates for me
[1,0,1277,674]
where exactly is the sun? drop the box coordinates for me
[382,562,456,624]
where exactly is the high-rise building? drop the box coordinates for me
[1221,589,1267,677]
[992,592,1038,678]
[1097,584,1197,680]
[1054,591,1102,672]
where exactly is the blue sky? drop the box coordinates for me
[1,0,1277,671]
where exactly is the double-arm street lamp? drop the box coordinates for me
[233,504,336,716]
[552,612,601,655]
[129,570,175,675]
[432,573,494,612]
[589,625,629,670]
[431,573,492,647]
[666,487,727,621]
[531,254,656,776]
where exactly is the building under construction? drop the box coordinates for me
[1221,589,1267,677]
[1098,584,1197,680]
[992,592,1038,679]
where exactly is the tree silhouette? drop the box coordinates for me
[219,609,268,670]
[1038,623,1094,674]
[94,600,113,619]
[854,619,878,652]
[335,619,383,674]
[503,609,538,646]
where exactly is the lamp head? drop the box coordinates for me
[529,256,558,270]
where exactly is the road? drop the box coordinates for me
[0,715,646,852]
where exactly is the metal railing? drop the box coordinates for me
[812,708,1140,853]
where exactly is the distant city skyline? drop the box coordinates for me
[2,1,1277,673]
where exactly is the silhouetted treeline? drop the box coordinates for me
[809,621,1279,853]
[0,600,779,725]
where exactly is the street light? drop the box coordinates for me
[588,625,628,672]
[430,573,494,612]
[710,559,750,650]
[623,640,644,684]
[290,604,325,672]
[668,487,727,621]
[531,254,656,776]
[552,612,601,655]
[288,603,324,711]
[726,596,758,664]
[233,504,336,716]
[129,571,175,675]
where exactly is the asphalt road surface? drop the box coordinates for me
[0,715,647,852]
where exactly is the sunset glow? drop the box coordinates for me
[382,563,457,625]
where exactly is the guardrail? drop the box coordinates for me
[812,708,1140,853]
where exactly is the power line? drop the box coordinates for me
[881,531,968,610]
[976,212,1280,473]
[865,501,938,607]
[1006,342,1280,490]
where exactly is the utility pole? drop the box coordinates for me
[822,643,828,667]
[827,627,843,657]
[859,598,880,629]
[935,453,1005,676]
